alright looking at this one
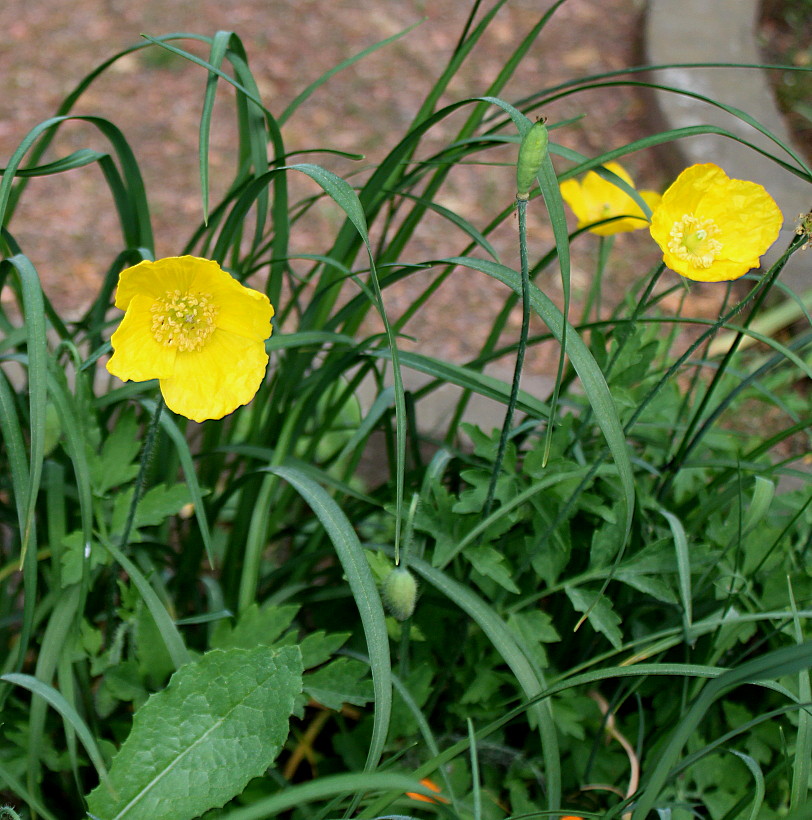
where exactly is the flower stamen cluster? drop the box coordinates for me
[667,214,722,269]
[150,290,219,351]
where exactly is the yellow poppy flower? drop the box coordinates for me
[560,161,662,236]
[106,256,274,422]
[649,163,783,282]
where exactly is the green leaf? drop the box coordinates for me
[299,631,350,670]
[565,586,623,649]
[85,645,302,820]
[90,411,141,495]
[211,603,300,650]
[111,483,193,537]
[507,610,561,669]
[266,465,391,776]
[60,532,107,587]
[304,657,374,711]
[465,544,520,594]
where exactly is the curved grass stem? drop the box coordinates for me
[482,198,531,521]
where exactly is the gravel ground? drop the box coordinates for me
[1,0,730,375]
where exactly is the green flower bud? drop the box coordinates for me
[382,566,418,621]
[516,119,549,200]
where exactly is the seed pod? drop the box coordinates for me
[516,119,549,200]
[382,566,418,621]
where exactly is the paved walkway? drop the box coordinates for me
[645,0,810,293]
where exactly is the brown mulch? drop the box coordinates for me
[1,0,730,376]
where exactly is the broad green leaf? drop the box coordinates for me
[304,657,374,711]
[211,603,300,650]
[86,645,302,820]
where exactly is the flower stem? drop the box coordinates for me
[482,198,531,521]
[119,396,164,549]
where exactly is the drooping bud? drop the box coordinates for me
[516,119,549,200]
[382,566,418,621]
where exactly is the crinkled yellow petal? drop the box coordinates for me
[205,273,275,341]
[561,162,657,235]
[560,178,589,223]
[107,293,177,381]
[157,328,269,422]
[698,180,783,263]
[114,256,204,310]
[660,249,754,282]
[650,162,783,282]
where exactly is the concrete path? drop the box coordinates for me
[645,0,810,293]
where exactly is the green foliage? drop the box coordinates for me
[86,645,303,820]
[0,5,811,820]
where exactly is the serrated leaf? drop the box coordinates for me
[60,531,107,587]
[565,586,623,649]
[615,568,677,604]
[303,657,373,711]
[90,412,141,495]
[85,645,302,820]
[299,630,350,669]
[466,544,520,594]
[507,610,561,669]
[210,603,300,650]
[111,484,194,537]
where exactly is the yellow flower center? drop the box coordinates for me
[150,290,218,351]
[668,214,722,269]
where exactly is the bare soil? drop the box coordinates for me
[1,0,731,376]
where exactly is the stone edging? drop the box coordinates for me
[644,0,810,292]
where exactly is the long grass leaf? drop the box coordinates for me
[1,673,110,789]
[267,465,391,775]
[198,31,232,224]
[290,162,407,558]
[371,349,549,419]
[443,255,635,543]
[102,541,191,671]
[218,773,434,820]
[632,642,812,819]
[406,554,561,812]
[658,508,692,633]
[788,579,812,811]
[279,21,422,125]
[152,402,214,567]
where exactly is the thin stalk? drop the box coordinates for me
[657,257,787,496]
[482,198,530,520]
[119,397,164,550]
[580,234,613,325]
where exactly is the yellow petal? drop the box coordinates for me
[561,162,655,235]
[207,274,274,341]
[560,178,589,223]
[114,256,204,310]
[650,162,783,282]
[107,294,177,381]
[158,329,269,422]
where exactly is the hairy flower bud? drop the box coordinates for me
[382,566,418,621]
[516,119,549,200]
